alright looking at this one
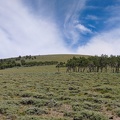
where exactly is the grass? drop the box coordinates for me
[0,64,120,120]
[35,54,89,62]
[15,54,89,63]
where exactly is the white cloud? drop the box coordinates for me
[86,15,99,20]
[88,24,96,28]
[76,24,92,33]
[77,28,120,55]
[0,0,70,58]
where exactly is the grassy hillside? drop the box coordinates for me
[0,63,120,120]
[0,54,120,120]
[17,54,89,63]
[34,54,89,62]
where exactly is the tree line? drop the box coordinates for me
[0,56,58,70]
[65,55,120,73]
[0,59,21,69]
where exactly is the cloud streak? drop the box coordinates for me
[0,0,70,58]
[76,24,92,33]
[63,0,88,45]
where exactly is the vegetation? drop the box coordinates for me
[66,55,120,73]
[0,54,120,119]
[0,55,59,69]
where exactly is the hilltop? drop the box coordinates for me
[0,54,88,69]
[16,54,89,62]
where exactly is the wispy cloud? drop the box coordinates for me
[76,24,92,33]
[86,15,99,20]
[105,5,120,28]
[0,0,70,58]
[63,0,87,45]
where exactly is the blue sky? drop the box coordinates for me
[0,0,120,58]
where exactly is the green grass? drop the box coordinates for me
[35,54,89,62]
[16,54,89,62]
[0,65,120,120]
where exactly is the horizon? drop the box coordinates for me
[0,0,120,58]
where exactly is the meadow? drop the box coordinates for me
[0,55,120,120]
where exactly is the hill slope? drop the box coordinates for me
[34,54,89,62]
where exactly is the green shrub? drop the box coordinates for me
[21,92,33,97]
[47,99,60,108]
[72,102,83,111]
[73,110,108,120]
[25,107,47,115]
[20,98,35,105]
[33,93,47,99]
[94,87,112,94]
[0,101,19,115]
[64,111,74,117]
[0,106,7,114]
[34,99,48,107]
[83,102,101,111]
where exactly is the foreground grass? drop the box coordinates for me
[0,66,120,120]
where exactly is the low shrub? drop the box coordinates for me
[83,102,101,111]
[73,110,108,120]
[25,107,47,115]
[21,92,33,97]
[20,98,35,105]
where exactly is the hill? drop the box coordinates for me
[19,54,89,62]
[0,54,88,69]
[0,54,120,119]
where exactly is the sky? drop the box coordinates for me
[0,0,120,58]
